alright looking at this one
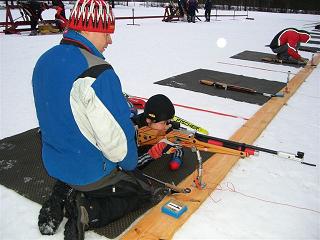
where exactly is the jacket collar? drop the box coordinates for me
[61,30,105,60]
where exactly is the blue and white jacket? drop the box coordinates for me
[32,30,138,186]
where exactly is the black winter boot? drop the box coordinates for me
[38,181,73,235]
[64,192,89,240]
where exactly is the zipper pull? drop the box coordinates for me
[103,161,106,171]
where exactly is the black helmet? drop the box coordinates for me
[144,94,175,122]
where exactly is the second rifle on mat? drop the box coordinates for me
[199,79,284,98]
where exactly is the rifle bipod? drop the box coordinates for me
[192,147,206,190]
[142,173,191,194]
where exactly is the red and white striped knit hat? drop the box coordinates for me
[68,0,115,33]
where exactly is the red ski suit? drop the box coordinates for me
[270,29,310,60]
[55,6,67,29]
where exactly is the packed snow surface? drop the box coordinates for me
[0,4,319,240]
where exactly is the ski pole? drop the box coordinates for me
[142,173,191,194]
[199,80,284,98]
[193,132,316,167]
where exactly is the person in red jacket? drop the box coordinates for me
[52,0,67,31]
[53,5,67,31]
[269,28,310,64]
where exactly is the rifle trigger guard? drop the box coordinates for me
[162,138,179,147]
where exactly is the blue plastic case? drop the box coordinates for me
[161,199,188,218]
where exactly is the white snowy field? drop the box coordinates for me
[0,4,319,240]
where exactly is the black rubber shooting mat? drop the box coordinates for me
[230,50,302,67]
[0,128,212,239]
[154,68,286,105]
[299,45,320,53]
[307,40,320,45]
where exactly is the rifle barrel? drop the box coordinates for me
[195,132,317,166]
[194,132,303,159]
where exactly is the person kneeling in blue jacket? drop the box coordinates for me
[33,0,155,239]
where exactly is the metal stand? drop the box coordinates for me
[192,147,206,189]
[127,8,140,26]
[311,53,316,67]
[285,71,291,94]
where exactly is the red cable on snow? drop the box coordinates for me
[216,61,298,75]
[130,95,249,121]
[207,181,320,214]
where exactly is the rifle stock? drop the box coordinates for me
[137,126,248,158]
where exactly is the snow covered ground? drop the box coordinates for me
[0,4,319,240]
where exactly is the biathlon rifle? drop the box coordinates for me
[200,80,284,98]
[137,125,316,167]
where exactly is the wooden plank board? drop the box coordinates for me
[121,55,320,240]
